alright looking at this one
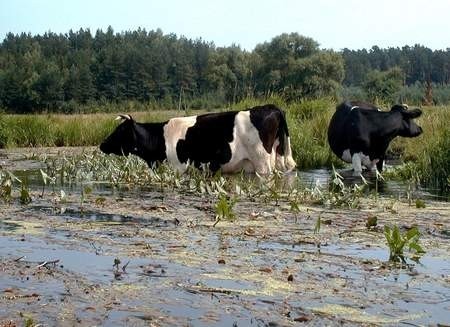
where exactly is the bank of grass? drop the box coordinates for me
[0,110,194,148]
[0,98,448,192]
[389,105,450,193]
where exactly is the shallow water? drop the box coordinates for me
[0,148,449,326]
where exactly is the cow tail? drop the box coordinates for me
[277,110,296,171]
[277,110,288,155]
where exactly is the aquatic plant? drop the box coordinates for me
[39,169,56,197]
[314,214,322,234]
[323,166,367,208]
[384,225,425,263]
[0,171,14,203]
[213,194,237,227]
[365,216,378,229]
[19,180,32,205]
[415,199,426,208]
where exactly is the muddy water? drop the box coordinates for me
[1,148,449,326]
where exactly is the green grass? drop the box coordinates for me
[389,105,450,193]
[0,110,198,148]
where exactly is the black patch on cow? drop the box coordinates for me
[176,111,238,171]
[133,122,167,165]
[249,104,288,155]
[100,120,167,167]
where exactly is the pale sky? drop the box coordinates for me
[1,0,449,51]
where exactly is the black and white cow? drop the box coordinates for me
[327,101,423,175]
[100,104,296,174]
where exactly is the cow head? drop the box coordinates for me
[390,104,423,137]
[100,115,137,155]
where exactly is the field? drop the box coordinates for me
[0,147,449,326]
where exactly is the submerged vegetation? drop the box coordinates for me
[0,149,425,212]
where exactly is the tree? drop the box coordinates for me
[363,67,404,103]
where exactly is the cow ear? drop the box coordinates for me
[402,108,422,119]
[115,114,133,121]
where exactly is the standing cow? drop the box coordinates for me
[327,101,423,175]
[100,104,296,174]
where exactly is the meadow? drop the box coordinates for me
[0,97,448,192]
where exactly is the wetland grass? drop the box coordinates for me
[0,110,198,147]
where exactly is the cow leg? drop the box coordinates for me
[253,150,272,175]
[352,153,363,176]
[255,157,272,174]
[376,157,384,172]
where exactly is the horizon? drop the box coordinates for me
[1,0,449,51]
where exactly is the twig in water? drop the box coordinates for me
[36,259,60,268]
[89,241,102,255]
[122,260,130,272]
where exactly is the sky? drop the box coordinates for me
[1,0,449,51]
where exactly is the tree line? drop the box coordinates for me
[0,27,449,113]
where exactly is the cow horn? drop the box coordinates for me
[115,114,132,121]
[402,104,409,109]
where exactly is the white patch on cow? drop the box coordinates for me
[342,149,352,162]
[351,152,380,175]
[115,114,132,121]
[162,111,296,174]
[221,111,268,174]
[351,153,363,176]
[163,116,197,172]
[220,111,296,174]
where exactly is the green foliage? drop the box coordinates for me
[0,30,345,112]
[388,106,450,194]
[342,45,450,88]
[341,83,450,106]
[254,33,344,100]
[19,180,32,205]
[384,225,425,263]
[285,98,342,169]
[24,316,35,327]
[0,171,14,203]
[363,67,404,103]
[0,110,186,148]
[366,216,378,229]
[213,194,237,226]
[1,30,450,112]
[415,199,426,208]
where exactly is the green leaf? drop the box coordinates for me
[405,227,420,241]
[409,242,425,254]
